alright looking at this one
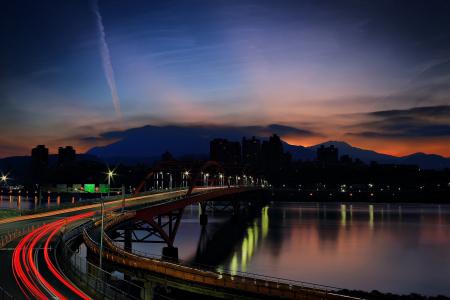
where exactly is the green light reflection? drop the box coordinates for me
[229,205,270,275]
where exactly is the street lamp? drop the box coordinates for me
[167,172,172,189]
[1,174,8,188]
[182,171,189,188]
[100,169,115,269]
[107,170,116,197]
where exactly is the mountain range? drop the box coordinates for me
[1,124,449,171]
[86,124,450,169]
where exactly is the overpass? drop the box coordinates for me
[0,187,217,299]
[1,184,360,300]
[81,188,359,300]
[0,159,265,299]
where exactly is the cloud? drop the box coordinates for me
[92,0,122,119]
[83,123,320,144]
[346,105,450,139]
[369,105,450,118]
[416,60,450,81]
[266,124,319,137]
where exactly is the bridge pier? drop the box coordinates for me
[199,213,208,226]
[141,281,155,300]
[124,228,132,252]
[162,246,179,261]
[199,202,208,226]
[233,201,240,216]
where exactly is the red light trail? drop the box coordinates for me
[12,212,94,299]
[7,189,190,298]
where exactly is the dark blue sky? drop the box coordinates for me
[1,0,450,157]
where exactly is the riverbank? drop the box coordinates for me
[0,209,20,219]
[340,289,449,300]
[268,189,450,203]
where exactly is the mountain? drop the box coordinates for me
[85,125,450,169]
[87,124,316,160]
[284,141,450,169]
[283,143,316,161]
[306,141,398,164]
[398,153,450,170]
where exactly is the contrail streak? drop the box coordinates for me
[92,0,122,119]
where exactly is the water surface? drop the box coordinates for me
[128,201,450,296]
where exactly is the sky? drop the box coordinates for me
[1,0,450,157]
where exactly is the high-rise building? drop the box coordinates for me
[317,145,338,164]
[261,134,284,168]
[31,145,49,169]
[210,139,241,164]
[58,146,76,165]
[242,136,261,166]
[31,145,49,181]
[260,134,291,187]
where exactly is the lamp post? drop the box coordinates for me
[168,173,172,189]
[99,194,105,269]
[107,170,115,197]
[1,174,8,189]
[100,169,115,269]
[183,171,189,187]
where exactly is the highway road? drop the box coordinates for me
[0,188,194,299]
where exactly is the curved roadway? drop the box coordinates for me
[0,188,194,299]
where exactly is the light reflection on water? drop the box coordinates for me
[0,194,77,210]
[127,201,450,296]
[224,206,269,274]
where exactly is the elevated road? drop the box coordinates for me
[83,188,359,300]
[1,186,358,300]
[0,188,207,299]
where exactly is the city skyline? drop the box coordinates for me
[1,0,450,157]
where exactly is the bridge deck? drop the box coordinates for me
[82,189,359,300]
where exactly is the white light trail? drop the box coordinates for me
[92,0,122,119]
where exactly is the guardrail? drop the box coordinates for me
[84,212,361,300]
[0,222,47,248]
[13,187,190,216]
[0,285,14,300]
[0,221,49,300]
[111,242,344,294]
[58,220,142,300]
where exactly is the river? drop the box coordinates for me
[126,201,450,296]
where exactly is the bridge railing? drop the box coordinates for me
[15,187,190,216]
[107,237,352,295]
[0,221,51,300]
[94,234,348,299]
[0,285,14,300]
[110,242,343,293]
[0,222,48,248]
[59,220,142,300]
[82,212,360,300]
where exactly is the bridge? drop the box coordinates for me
[0,188,196,299]
[81,188,356,300]
[0,164,359,300]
